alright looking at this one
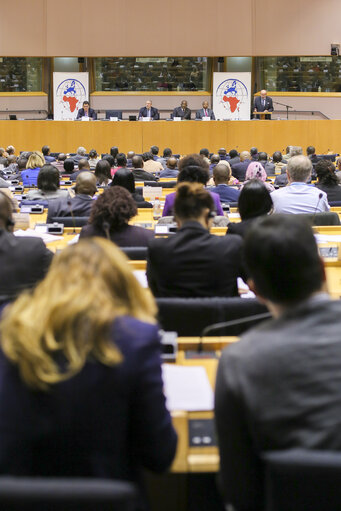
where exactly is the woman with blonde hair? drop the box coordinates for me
[0,238,177,502]
[21,150,45,186]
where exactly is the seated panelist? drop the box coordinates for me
[139,100,159,120]
[172,100,191,120]
[196,101,216,120]
[76,100,97,120]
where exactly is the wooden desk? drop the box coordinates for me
[2,120,341,155]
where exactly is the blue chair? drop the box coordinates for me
[105,110,123,120]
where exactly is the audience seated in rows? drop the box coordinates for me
[46,172,97,223]
[111,168,152,208]
[131,155,158,182]
[227,179,273,238]
[52,152,67,173]
[157,147,172,169]
[0,191,52,306]
[159,156,178,178]
[228,149,241,167]
[112,153,127,176]
[0,237,176,494]
[273,150,287,175]
[80,186,154,246]
[21,151,45,186]
[162,154,224,216]
[95,159,112,187]
[71,146,87,165]
[143,152,163,174]
[25,165,70,202]
[258,152,275,175]
[271,155,329,214]
[62,158,75,176]
[215,214,341,511]
[42,145,56,163]
[208,164,240,203]
[147,182,243,297]
[69,158,91,181]
[231,151,252,181]
[242,161,275,192]
[315,159,341,202]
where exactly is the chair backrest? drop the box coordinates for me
[264,449,341,511]
[50,216,89,227]
[329,201,341,207]
[120,246,148,260]
[301,212,340,225]
[105,110,123,120]
[156,297,268,336]
[21,200,49,208]
[0,476,137,511]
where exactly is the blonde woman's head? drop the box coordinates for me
[26,151,45,169]
[0,238,157,390]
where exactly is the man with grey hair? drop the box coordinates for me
[271,155,329,214]
[72,147,87,166]
[289,146,303,158]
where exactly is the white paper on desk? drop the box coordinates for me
[13,229,63,243]
[228,213,240,219]
[162,365,214,411]
[133,270,148,288]
[68,234,79,245]
[315,234,341,243]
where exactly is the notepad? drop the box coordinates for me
[162,365,214,411]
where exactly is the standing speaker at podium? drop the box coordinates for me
[253,89,273,120]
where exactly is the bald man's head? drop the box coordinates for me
[0,191,14,231]
[240,151,251,161]
[167,157,177,169]
[75,172,97,196]
[213,163,231,184]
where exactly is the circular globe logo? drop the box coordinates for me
[56,79,87,120]
[216,79,249,118]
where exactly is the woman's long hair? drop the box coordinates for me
[0,238,156,391]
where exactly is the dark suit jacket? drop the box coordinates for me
[0,229,53,303]
[132,168,158,182]
[231,159,252,181]
[138,106,159,120]
[46,194,94,223]
[172,107,191,120]
[76,107,97,120]
[0,316,177,489]
[208,184,240,203]
[195,108,216,120]
[80,223,154,247]
[254,96,274,112]
[215,297,341,511]
[147,221,243,297]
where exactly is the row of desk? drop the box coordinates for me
[2,119,341,155]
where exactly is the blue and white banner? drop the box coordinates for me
[213,72,251,121]
[53,72,89,121]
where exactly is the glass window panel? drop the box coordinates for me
[94,57,211,91]
[0,57,43,92]
[255,56,341,93]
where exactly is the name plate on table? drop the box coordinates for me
[142,117,151,121]
[319,243,341,260]
[173,117,182,122]
[143,186,163,201]
[202,117,211,121]
[110,117,118,122]
[81,116,90,121]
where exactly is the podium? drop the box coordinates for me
[253,111,272,120]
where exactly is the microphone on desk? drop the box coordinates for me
[103,221,110,240]
[67,199,76,234]
[313,192,324,218]
[197,312,272,353]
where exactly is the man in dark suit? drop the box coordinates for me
[253,89,274,119]
[0,191,53,304]
[147,183,243,297]
[138,100,159,120]
[172,100,191,120]
[228,149,240,167]
[69,158,91,181]
[195,100,216,120]
[131,155,158,182]
[76,101,97,120]
[215,214,341,511]
[46,172,97,223]
[231,151,252,181]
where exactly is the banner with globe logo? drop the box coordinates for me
[53,73,89,120]
[213,73,251,120]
